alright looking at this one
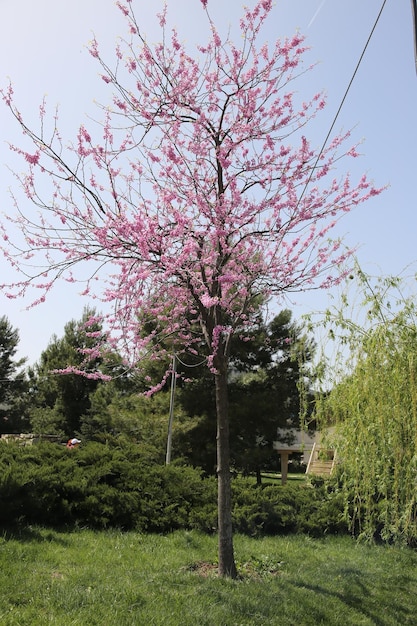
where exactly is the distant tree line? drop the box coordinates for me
[0,307,315,480]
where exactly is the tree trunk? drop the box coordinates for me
[215,357,238,579]
[256,465,262,486]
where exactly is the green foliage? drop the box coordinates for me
[7,307,314,484]
[27,306,106,436]
[313,267,417,545]
[0,315,28,433]
[231,478,347,537]
[0,441,216,532]
[100,389,197,464]
[177,310,316,477]
[0,441,346,538]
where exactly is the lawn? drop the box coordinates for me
[0,527,416,625]
[260,471,307,484]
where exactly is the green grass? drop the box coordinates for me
[260,471,307,484]
[0,528,416,625]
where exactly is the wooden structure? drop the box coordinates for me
[273,428,336,484]
[305,442,336,478]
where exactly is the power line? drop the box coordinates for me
[297,0,388,210]
[175,353,207,368]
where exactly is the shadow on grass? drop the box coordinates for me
[0,525,70,545]
[290,576,413,626]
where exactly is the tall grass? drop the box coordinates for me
[0,527,416,625]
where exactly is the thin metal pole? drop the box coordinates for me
[411,0,417,72]
[165,353,177,465]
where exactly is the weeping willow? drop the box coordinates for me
[313,269,417,545]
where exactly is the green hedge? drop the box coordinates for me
[0,441,347,536]
[232,478,347,537]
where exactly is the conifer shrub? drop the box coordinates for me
[0,441,346,536]
[0,441,216,531]
[231,478,347,537]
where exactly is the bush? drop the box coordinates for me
[0,441,216,532]
[0,441,346,536]
[231,478,347,537]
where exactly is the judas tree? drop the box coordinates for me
[0,0,380,577]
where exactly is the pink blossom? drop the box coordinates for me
[201,294,219,308]
[80,127,91,143]
[52,367,112,381]
[1,83,14,105]
[89,38,99,58]
[157,5,167,27]
[24,152,40,165]
[116,1,129,17]
[347,146,359,157]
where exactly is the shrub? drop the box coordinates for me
[231,478,347,537]
[0,441,346,536]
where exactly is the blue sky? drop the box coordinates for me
[1,0,416,364]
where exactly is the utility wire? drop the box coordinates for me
[297,0,388,210]
[175,353,207,368]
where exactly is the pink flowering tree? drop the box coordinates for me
[0,0,380,577]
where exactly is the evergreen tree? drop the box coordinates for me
[177,310,315,479]
[0,315,28,433]
[28,307,105,436]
